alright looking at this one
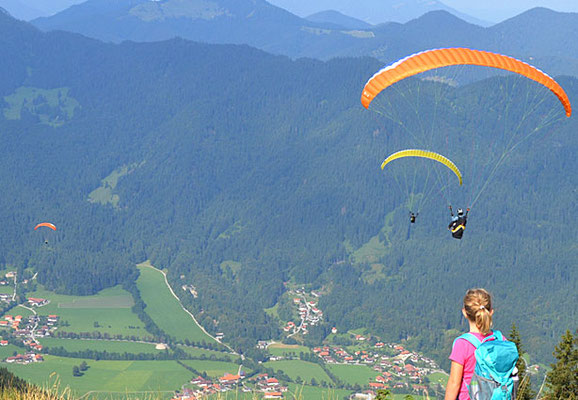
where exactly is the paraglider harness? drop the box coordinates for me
[448,206,469,239]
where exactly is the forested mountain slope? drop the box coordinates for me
[0,12,575,365]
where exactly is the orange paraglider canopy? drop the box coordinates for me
[361,47,572,117]
[34,223,56,231]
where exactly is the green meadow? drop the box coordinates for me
[0,344,22,360]
[268,343,311,357]
[327,364,378,386]
[4,356,192,396]
[0,285,13,294]
[25,286,146,338]
[12,305,36,318]
[177,345,233,359]
[179,359,241,378]
[39,338,163,354]
[263,360,332,384]
[427,371,449,386]
[3,86,80,127]
[136,262,216,343]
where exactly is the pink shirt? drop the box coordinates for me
[449,332,494,400]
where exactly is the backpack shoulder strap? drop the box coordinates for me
[453,333,482,349]
[480,330,502,344]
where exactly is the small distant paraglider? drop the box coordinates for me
[34,223,56,231]
[34,222,56,245]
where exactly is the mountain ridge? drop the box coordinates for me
[30,3,578,79]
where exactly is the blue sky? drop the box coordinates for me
[443,0,578,21]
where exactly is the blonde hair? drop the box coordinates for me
[463,288,493,335]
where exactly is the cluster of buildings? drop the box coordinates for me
[171,372,289,400]
[0,313,59,364]
[283,288,324,336]
[4,353,44,364]
[314,340,440,393]
[0,314,58,338]
[0,315,25,330]
[171,373,245,400]
[247,373,287,398]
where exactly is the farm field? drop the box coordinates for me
[268,343,310,357]
[4,356,192,396]
[179,359,242,378]
[25,286,147,337]
[0,344,22,360]
[177,345,234,359]
[263,360,332,384]
[327,364,378,386]
[427,371,449,386]
[12,305,35,318]
[0,285,13,294]
[136,262,216,343]
[39,338,164,354]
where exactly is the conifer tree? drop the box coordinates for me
[509,323,535,400]
[544,329,577,399]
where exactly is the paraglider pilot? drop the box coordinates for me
[448,206,469,239]
[409,212,418,223]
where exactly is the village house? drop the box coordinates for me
[218,373,241,385]
[266,377,279,387]
[263,392,283,399]
[27,298,48,307]
[191,376,211,388]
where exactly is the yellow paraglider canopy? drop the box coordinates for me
[381,149,463,186]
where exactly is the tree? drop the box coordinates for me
[509,323,535,400]
[544,330,577,399]
[72,366,81,377]
[376,389,392,400]
[79,361,88,371]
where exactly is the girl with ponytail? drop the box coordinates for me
[445,288,504,400]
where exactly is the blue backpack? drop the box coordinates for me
[454,330,519,400]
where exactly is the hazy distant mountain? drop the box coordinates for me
[0,0,84,20]
[31,3,578,81]
[266,0,490,26]
[32,0,362,51]
[0,0,43,20]
[306,10,372,30]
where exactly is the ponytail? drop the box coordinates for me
[464,288,493,335]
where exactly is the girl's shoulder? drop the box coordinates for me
[454,330,505,347]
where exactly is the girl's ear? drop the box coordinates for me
[461,308,468,319]
[490,309,494,316]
